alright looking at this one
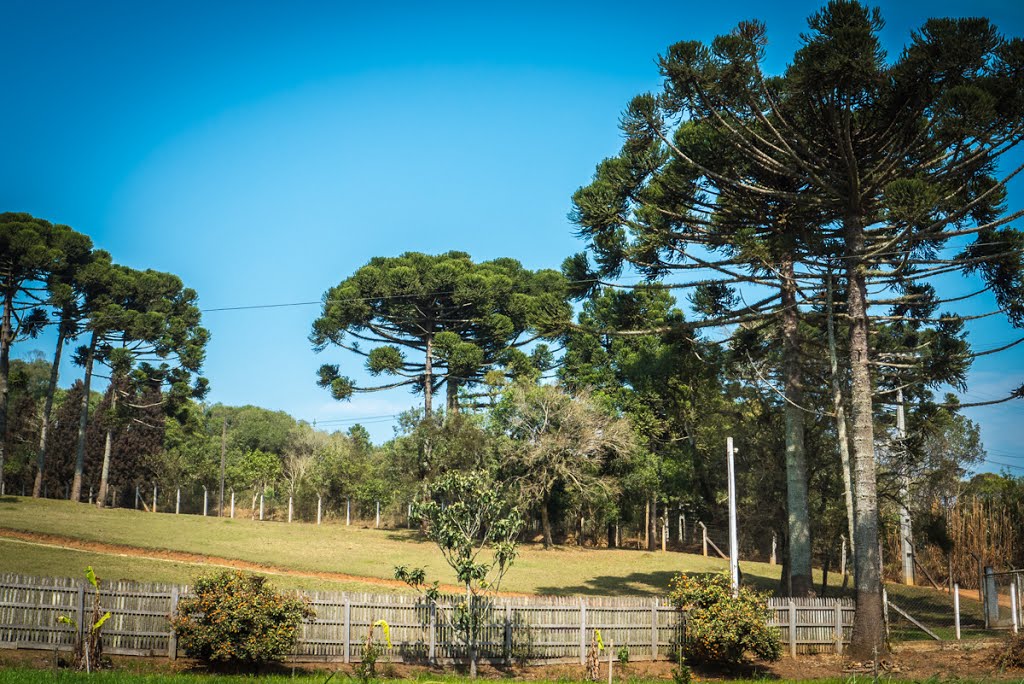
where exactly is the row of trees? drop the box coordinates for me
[0,212,208,503]
[308,1,1024,659]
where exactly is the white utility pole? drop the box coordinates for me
[897,388,915,585]
[727,437,740,596]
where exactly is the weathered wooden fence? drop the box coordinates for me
[768,597,854,655]
[0,574,849,661]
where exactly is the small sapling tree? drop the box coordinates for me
[395,470,523,677]
[57,566,111,673]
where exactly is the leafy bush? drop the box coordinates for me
[170,571,314,667]
[667,573,781,667]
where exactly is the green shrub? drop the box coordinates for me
[667,573,781,667]
[170,571,314,667]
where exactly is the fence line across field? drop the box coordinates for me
[0,574,857,662]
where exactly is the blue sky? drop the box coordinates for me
[2,0,1023,472]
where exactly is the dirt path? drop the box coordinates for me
[0,526,526,596]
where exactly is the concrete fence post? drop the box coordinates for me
[579,599,586,665]
[169,586,179,660]
[429,600,437,664]
[954,582,961,640]
[1011,582,1019,634]
[343,596,351,664]
[651,602,658,659]
[788,600,797,657]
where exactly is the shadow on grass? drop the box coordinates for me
[532,569,784,597]
[0,496,20,504]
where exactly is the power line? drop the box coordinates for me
[201,241,1013,314]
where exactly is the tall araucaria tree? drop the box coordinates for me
[70,264,208,504]
[311,252,570,416]
[0,212,88,495]
[573,0,1024,656]
[32,241,101,498]
[90,267,209,507]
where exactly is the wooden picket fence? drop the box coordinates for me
[0,574,849,662]
[768,597,854,655]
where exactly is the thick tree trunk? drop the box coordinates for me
[644,499,650,550]
[827,272,856,557]
[540,501,554,549]
[33,326,66,498]
[648,495,658,551]
[781,258,812,597]
[423,335,433,417]
[446,377,459,414]
[70,331,97,502]
[97,384,118,507]
[0,291,12,496]
[845,218,888,658]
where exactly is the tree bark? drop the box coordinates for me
[446,376,459,414]
[70,331,97,502]
[827,271,856,557]
[540,499,554,549]
[845,216,888,658]
[781,257,812,597]
[97,383,118,507]
[423,334,433,417]
[648,495,658,551]
[0,290,12,496]
[33,325,67,498]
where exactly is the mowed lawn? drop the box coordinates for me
[0,496,787,595]
[0,495,977,614]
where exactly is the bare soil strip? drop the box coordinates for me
[0,526,520,595]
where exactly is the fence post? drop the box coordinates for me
[346,498,351,526]
[882,588,890,640]
[175,487,180,515]
[700,522,708,557]
[202,486,208,516]
[651,601,658,659]
[954,582,961,640]
[317,495,322,525]
[834,602,843,655]
[580,599,586,665]
[984,567,997,629]
[376,501,380,528]
[429,600,437,664]
[343,595,351,664]
[169,586,179,660]
[788,600,797,658]
[230,490,235,519]
[1012,582,1019,634]
[504,603,512,665]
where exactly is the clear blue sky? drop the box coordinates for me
[2,0,1023,472]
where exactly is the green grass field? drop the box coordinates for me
[0,495,777,595]
[0,494,988,634]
